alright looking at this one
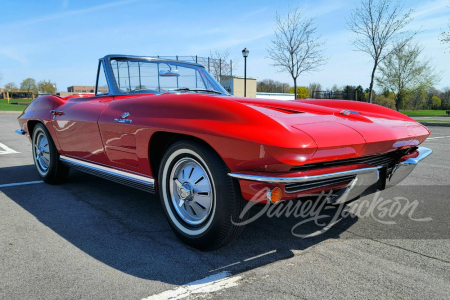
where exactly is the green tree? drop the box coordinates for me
[20,78,37,98]
[408,89,427,110]
[441,87,450,110]
[375,43,441,111]
[289,86,309,98]
[37,80,56,94]
[355,85,365,101]
[431,95,442,109]
[373,93,396,109]
[4,82,17,92]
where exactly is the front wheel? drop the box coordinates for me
[32,123,69,184]
[158,140,248,251]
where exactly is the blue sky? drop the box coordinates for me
[0,0,448,92]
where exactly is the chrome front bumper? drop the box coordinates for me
[385,146,432,188]
[229,147,432,204]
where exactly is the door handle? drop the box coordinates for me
[50,110,64,116]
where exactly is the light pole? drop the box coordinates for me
[242,48,249,97]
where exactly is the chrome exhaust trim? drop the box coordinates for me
[15,129,27,135]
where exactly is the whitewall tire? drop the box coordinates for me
[158,140,248,250]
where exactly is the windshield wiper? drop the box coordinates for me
[169,88,223,94]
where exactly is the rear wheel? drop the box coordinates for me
[32,123,69,184]
[158,140,248,251]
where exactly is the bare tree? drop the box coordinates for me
[331,84,340,93]
[308,82,322,98]
[209,48,240,83]
[441,3,450,47]
[375,42,441,111]
[267,7,328,99]
[346,0,418,103]
[279,83,290,93]
[442,30,450,46]
[257,79,291,93]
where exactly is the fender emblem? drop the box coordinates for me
[340,110,360,116]
[121,112,130,118]
[114,118,132,123]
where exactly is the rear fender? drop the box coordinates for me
[18,95,65,152]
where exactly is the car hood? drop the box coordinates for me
[231,97,430,162]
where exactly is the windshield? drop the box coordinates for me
[109,58,228,95]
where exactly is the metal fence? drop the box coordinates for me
[151,56,233,83]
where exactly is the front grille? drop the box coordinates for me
[285,175,356,193]
[290,150,411,172]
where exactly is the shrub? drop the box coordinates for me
[431,96,442,109]
[373,94,396,110]
[289,86,310,99]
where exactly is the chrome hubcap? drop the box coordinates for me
[169,157,213,226]
[34,132,50,174]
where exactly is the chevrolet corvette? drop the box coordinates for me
[16,55,432,250]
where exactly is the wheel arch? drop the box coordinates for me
[27,120,41,137]
[27,120,63,154]
[148,131,225,181]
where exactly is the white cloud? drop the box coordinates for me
[1,0,142,28]
[412,0,449,20]
[61,0,69,10]
[0,47,28,65]
[243,8,268,19]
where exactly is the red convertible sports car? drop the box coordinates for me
[17,55,432,250]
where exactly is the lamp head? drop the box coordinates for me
[242,48,249,58]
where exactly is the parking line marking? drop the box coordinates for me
[426,136,450,140]
[142,271,241,300]
[209,261,241,273]
[209,250,278,273]
[244,250,277,262]
[0,181,43,188]
[0,143,19,155]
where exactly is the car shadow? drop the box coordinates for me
[1,165,359,285]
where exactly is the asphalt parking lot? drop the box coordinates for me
[1,112,449,300]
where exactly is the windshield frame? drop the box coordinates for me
[98,55,228,96]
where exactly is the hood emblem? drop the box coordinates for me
[121,112,130,118]
[340,110,360,116]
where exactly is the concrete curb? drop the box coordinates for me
[0,111,22,114]
[419,122,450,127]
[409,115,448,117]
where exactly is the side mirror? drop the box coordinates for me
[159,70,180,77]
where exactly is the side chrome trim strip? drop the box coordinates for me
[15,129,27,135]
[59,155,155,193]
[228,167,380,184]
